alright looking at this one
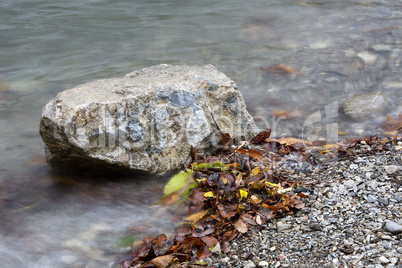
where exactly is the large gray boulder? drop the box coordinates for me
[40,64,257,176]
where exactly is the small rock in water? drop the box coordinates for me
[357,51,377,64]
[384,221,402,234]
[258,261,269,267]
[342,92,386,119]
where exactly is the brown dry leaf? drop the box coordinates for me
[155,234,167,247]
[189,188,205,204]
[176,225,192,237]
[271,110,302,119]
[26,155,47,166]
[150,254,175,268]
[201,236,219,248]
[241,214,257,225]
[127,225,152,234]
[186,210,209,223]
[196,246,212,259]
[292,199,305,209]
[381,114,402,131]
[217,203,237,219]
[250,128,271,144]
[267,137,313,146]
[223,229,239,242]
[233,218,248,233]
[159,193,181,206]
[260,64,299,75]
[250,194,262,204]
[0,79,8,91]
[235,148,264,162]
[193,227,215,238]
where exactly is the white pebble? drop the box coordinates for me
[357,51,377,64]
[378,256,389,264]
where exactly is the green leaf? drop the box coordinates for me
[163,169,194,196]
[115,235,134,248]
[193,161,229,171]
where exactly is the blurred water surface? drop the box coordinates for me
[0,0,401,266]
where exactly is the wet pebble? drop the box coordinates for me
[342,92,386,119]
[384,221,402,234]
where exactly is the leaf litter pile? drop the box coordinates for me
[121,120,402,268]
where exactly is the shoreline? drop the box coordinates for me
[119,135,401,268]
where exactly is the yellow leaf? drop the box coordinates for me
[203,191,215,198]
[221,176,228,184]
[239,189,248,199]
[186,210,209,223]
[265,181,278,187]
[250,167,261,177]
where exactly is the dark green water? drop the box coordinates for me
[0,0,401,266]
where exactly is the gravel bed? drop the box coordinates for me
[204,141,401,268]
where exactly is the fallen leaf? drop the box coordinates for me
[271,110,302,119]
[250,166,261,176]
[186,210,209,223]
[267,137,313,146]
[196,246,212,259]
[241,214,257,225]
[235,148,264,162]
[239,189,248,199]
[250,128,271,144]
[250,194,262,204]
[201,236,219,248]
[159,193,182,206]
[203,191,215,198]
[381,114,402,131]
[163,170,193,196]
[150,254,175,268]
[256,215,262,225]
[260,64,299,75]
[0,79,8,91]
[233,218,248,233]
[26,155,47,166]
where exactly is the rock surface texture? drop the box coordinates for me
[342,91,386,119]
[40,64,257,176]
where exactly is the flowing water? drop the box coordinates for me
[0,0,401,267]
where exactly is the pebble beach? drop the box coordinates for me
[203,139,402,268]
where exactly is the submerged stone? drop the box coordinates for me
[40,64,257,176]
[342,92,386,119]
